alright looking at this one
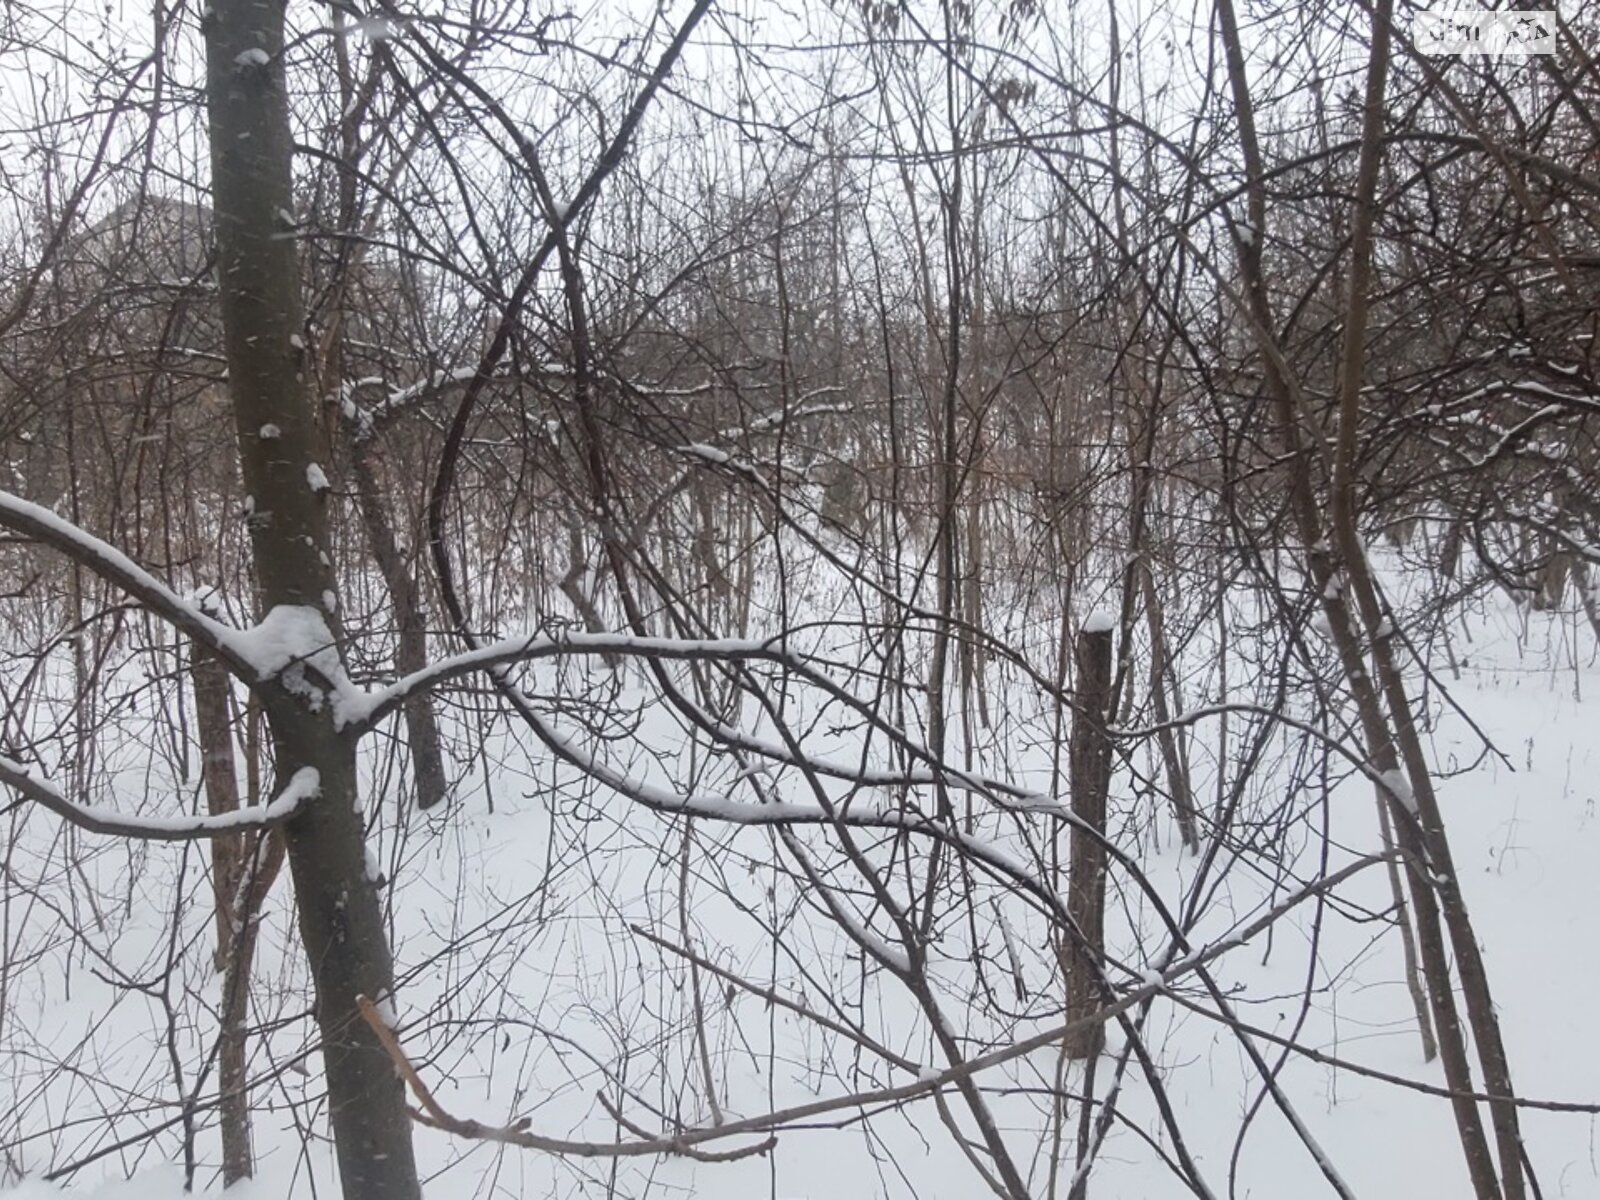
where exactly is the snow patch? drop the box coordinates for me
[681,442,731,465]
[1376,767,1418,815]
[234,47,270,67]
[1083,609,1115,634]
[217,605,356,722]
[258,423,280,440]
[371,988,398,1029]
[188,585,222,617]
[306,463,329,493]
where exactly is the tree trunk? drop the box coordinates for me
[203,5,421,1198]
[324,18,448,813]
[192,631,243,974]
[1062,622,1113,1060]
[1138,567,1199,852]
[1375,795,1438,1063]
[216,825,284,1187]
[1215,0,1519,1191]
[350,444,449,810]
[190,629,252,1182]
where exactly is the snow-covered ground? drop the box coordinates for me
[4,560,1598,1199]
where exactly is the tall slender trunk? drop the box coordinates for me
[350,446,449,810]
[1062,622,1113,1060]
[1326,2,1523,1190]
[190,629,252,1182]
[204,5,421,1197]
[1215,1,1521,1193]
[1139,567,1199,852]
[324,14,449,813]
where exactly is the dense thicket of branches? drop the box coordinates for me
[0,2,1597,1198]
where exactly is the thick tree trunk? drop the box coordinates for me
[1062,622,1113,1060]
[203,5,421,1198]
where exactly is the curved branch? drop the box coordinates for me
[0,491,255,681]
[0,760,318,842]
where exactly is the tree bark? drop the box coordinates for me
[1215,0,1517,1192]
[350,444,449,810]
[190,630,253,1182]
[1062,623,1113,1060]
[192,634,243,974]
[203,4,421,1197]
[1138,567,1199,852]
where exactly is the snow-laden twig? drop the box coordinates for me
[340,365,494,442]
[345,628,1050,806]
[0,759,318,841]
[0,490,253,679]
[343,631,792,730]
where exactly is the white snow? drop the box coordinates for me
[187,584,222,616]
[258,423,280,439]
[681,442,731,465]
[234,47,269,67]
[1083,609,1116,633]
[371,988,398,1029]
[305,463,329,493]
[1375,767,1418,815]
[6,492,1600,1200]
[221,604,335,679]
[215,605,362,719]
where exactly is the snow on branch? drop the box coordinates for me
[696,710,1052,808]
[340,365,497,442]
[0,499,363,706]
[343,631,1051,809]
[0,491,255,678]
[343,631,795,731]
[512,698,1074,902]
[0,758,318,841]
